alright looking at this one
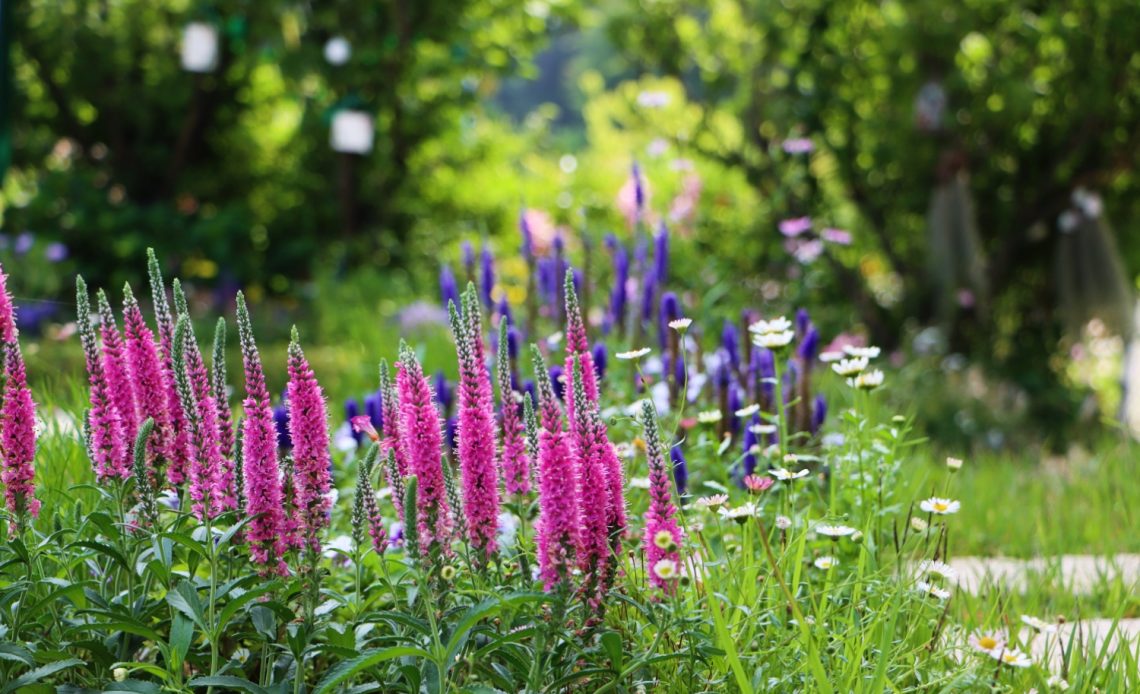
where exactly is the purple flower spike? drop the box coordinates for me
[481,246,496,309]
[811,395,827,435]
[670,444,688,497]
[653,222,669,284]
[439,264,460,312]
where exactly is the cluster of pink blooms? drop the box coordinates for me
[640,400,683,592]
[0,265,40,535]
[74,251,334,577]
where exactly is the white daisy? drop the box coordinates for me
[752,330,795,350]
[813,556,838,570]
[819,350,845,363]
[775,515,792,530]
[652,558,679,580]
[815,523,857,539]
[917,559,958,581]
[946,456,963,471]
[769,467,810,481]
[919,497,960,515]
[1046,675,1069,690]
[697,409,723,424]
[749,423,778,435]
[616,347,652,360]
[915,580,951,600]
[628,476,651,490]
[718,502,758,523]
[695,494,729,510]
[669,318,692,331]
[842,345,881,359]
[653,530,678,550]
[831,357,868,376]
[847,370,884,390]
[968,631,1005,654]
[989,647,1032,668]
[1020,615,1058,634]
[748,317,792,335]
[735,404,760,418]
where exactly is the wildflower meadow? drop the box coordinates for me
[0,215,1135,692]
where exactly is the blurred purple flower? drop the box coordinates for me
[779,217,812,238]
[14,233,34,256]
[45,242,69,263]
[821,228,852,245]
[782,138,814,154]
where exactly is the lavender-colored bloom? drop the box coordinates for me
[653,222,669,283]
[609,245,629,329]
[44,242,68,263]
[715,353,731,394]
[658,291,680,348]
[722,321,740,372]
[756,347,775,400]
[461,241,475,280]
[480,246,496,308]
[727,384,742,438]
[639,276,656,325]
[548,365,565,401]
[592,343,607,381]
[632,162,645,213]
[434,372,453,413]
[811,395,827,435]
[670,444,688,496]
[506,326,521,360]
[795,308,811,337]
[673,350,686,387]
[346,399,362,445]
[444,416,458,452]
[14,233,33,256]
[634,235,649,275]
[519,208,534,262]
[740,413,760,482]
[572,268,582,298]
[364,392,382,430]
[439,265,459,312]
[797,326,820,365]
[273,402,291,449]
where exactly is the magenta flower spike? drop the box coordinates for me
[379,359,410,491]
[77,277,129,481]
[97,290,138,469]
[210,318,237,510]
[448,287,502,561]
[563,271,599,420]
[396,341,453,558]
[531,345,579,591]
[122,284,172,477]
[497,320,530,497]
[286,327,333,556]
[563,272,626,553]
[173,315,225,520]
[568,360,611,607]
[640,400,683,592]
[1,342,40,535]
[236,293,289,575]
[0,264,18,343]
[148,250,191,486]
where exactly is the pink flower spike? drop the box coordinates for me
[76,277,129,481]
[821,228,852,245]
[173,315,225,521]
[531,345,579,590]
[1,341,40,535]
[286,328,334,556]
[236,293,289,575]
[779,217,813,238]
[97,290,137,471]
[122,284,172,474]
[396,342,453,558]
[569,361,612,608]
[0,264,18,343]
[640,400,682,593]
[449,288,502,561]
[497,321,530,497]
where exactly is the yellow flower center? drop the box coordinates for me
[933,502,949,512]
[978,636,998,650]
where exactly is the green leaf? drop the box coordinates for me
[313,646,433,694]
[187,676,269,694]
[599,631,623,671]
[166,581,207,631]
[104,680,164,693]
[216,582,278,633]
[0,642,35,665]
[250,604,277,640]
[1,658,86,693]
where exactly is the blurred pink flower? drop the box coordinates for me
[821,228,852,245]
[782,138,814,154]
[668,174,702,229]
[521,208,557,257]
[779,217,812,237]
[792,239,824,264]
[617,172,651,229]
